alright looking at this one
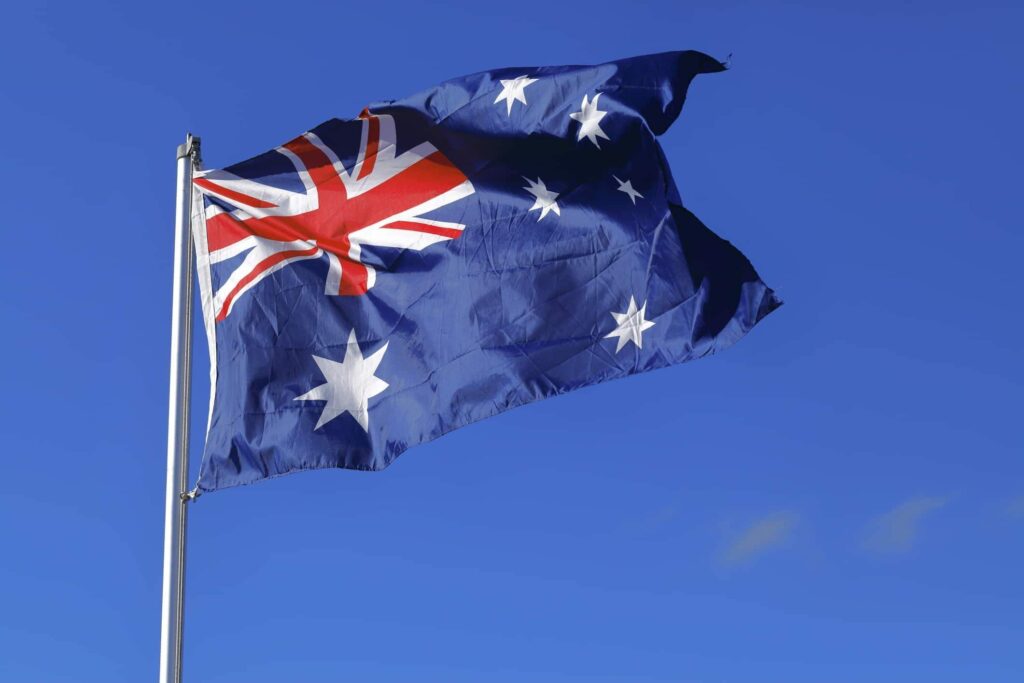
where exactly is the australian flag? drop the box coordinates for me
[190,50,781,492]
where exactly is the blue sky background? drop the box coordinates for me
[2,1,1021,681]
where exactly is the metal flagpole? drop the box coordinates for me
[159,133,200,683]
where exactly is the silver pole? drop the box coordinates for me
[159,133,200,683]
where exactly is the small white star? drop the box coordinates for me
[569,92,610,148]
[613,176,644,204]
[604,296,656,353]
[494,75,538,116]
[522,176,561,220]
[295,330,389,431]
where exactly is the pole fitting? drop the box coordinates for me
[176,133,202,164]
[180,487,201,502]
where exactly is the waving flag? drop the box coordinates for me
[191,50,781,492]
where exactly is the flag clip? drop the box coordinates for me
[176,133,202,163]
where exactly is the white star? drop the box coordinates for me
[613,176,644,204]
[604,296,656,353]
[494,75,538,116]
[569,92,610,148]
[522,176,561,220]
[295,330,389,431]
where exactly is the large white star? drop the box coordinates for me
[494,75,538,116]
[613,175,644,205]
[295,330,389,431]
[569,92,610,148]
[522,176,561,220]
[604,296,656,353]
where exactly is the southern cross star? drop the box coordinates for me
[569,92,610,148]
[605,296,656,353]
[295,330,389,431]
[613,176,644,204]
[522,176,561,220]
[494,75,538,115]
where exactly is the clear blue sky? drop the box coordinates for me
[2,1,1021,681]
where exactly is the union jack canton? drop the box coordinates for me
[190,50,781,492]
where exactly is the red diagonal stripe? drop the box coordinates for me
[194,177,278,208]
[383,221,463,239]
[282,136,347,192]
[216,245,320,321]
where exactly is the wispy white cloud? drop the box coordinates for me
[719,511,799,567]
[862,496,948,554]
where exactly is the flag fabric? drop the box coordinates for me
[190,50,781,492]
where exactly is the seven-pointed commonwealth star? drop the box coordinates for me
[295,330,389,431]
[569,93,610,148]
[522,177,561,220]
[605,296,656,353]
[613,176,644,204]
[494,75,538,115]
